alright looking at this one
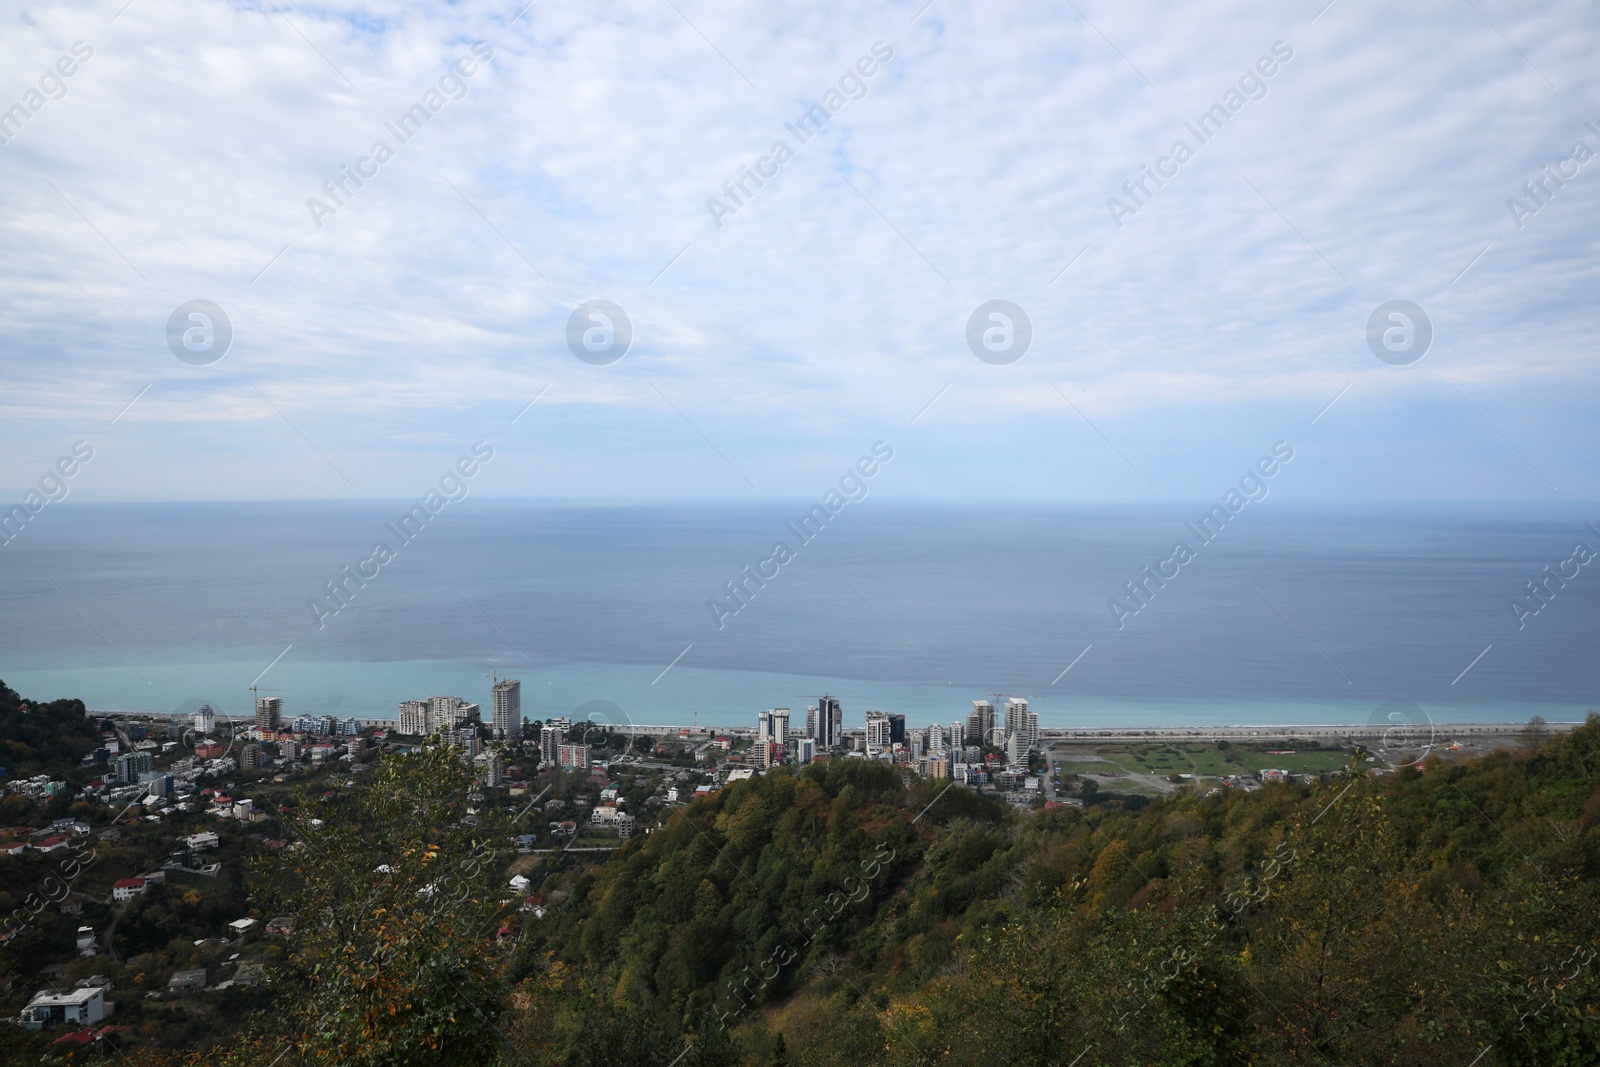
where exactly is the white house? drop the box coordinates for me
[112,877,148,902]
[22,986,106,1028]
[182,831,220,850]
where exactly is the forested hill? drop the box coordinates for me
[0,679,97,782]
[509,721,1600,1066]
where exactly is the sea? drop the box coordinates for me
[1,501,1595,733]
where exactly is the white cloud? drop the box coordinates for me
[0,0,1596,500]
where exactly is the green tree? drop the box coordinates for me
[249,743,512,1067]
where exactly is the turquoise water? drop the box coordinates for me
[5,656,1588,730]
[1,502,1595,729]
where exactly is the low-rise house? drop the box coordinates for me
[21,986,107,1028]
[51,1027,97,1046]
[166,969,207,995]
[111,877,148,902]
[231,962,268,987]
[265,917,293,937]
[35,835,71,853]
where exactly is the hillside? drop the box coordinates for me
[11,715,1600,1066]
[507,721,1600,1066]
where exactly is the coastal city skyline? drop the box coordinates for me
[3,0,1597,1061]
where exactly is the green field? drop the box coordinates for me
[1228,748,1352,774]
[1051,742,1354,782]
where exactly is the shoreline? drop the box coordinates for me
[89,710,1584,742]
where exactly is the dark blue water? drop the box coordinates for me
[0,502,1595,727]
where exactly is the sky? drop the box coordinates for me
[1,0,1597,504]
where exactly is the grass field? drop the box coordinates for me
[1050,741,1354,784]
[1228,748,1352,774]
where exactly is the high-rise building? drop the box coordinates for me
[539,724,564,768]
[241,744,263,770]
[492,679,522,742]
[442,728,480,757]
[888,714,906,745]
[398,700,428,735]
[819,697,844,748]
[966,701,994,745]
[926,723,945,752]
[812,696,842,749]
[758,708,790,742]
[794,738,815,765]
[865,711,891,754]
[1004,698,1038,753]
[926,756,950,779]
[428,695,458,731]
[478,752,503,786]
[193,705,215,735]
[948,721,965,752]
[114,752,153,784]
[558,742,591,770]
[425,696,480,733]
[254,696,282,731]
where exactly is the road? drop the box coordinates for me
[102,904,123,962]
[525,846,620,853]
[1040,748,1057,802]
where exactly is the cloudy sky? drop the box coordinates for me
[1,0,1596,503]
